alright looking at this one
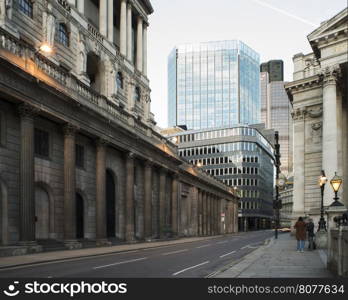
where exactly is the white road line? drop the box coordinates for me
[196,244,212,249]
[217,241,228,244]
[93,257,148,270]
[172,261,210,276]
[162,249,188,256]
[241,245,250,250]
[219,250,236,258]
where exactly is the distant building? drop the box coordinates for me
[260,61,292,176]
[164,124,276,231]
[168,40,260,130]
[260,60,284,82]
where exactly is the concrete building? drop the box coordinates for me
[0,0,238,255]
[260,61,292,176]
[168,40,260,130]
[285,8,348,228]
[164,125,276,231]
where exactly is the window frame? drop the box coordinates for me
[18,0,34,18]
[57,23,70,47]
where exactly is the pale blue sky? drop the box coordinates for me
[147,0,347,128]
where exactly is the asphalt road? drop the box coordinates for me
[0,231,273,278]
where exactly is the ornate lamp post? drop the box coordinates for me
[329,172,344,207]
[318,170,328,231]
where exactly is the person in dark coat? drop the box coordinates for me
[294,217,306,252]
[306,218,315,250]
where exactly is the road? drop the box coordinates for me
[0,231,273,278]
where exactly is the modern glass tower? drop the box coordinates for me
[168,40,260,130]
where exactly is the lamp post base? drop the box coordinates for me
[316,229,328,249]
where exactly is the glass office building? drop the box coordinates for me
[168,40,260,130]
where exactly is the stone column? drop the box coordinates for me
[120,0,127,57]
[143,24,148,76]
[203,192,207,235]
[212,196,216,235]
[198,190,202,235]
[107,0,114,43]
[18,104,37,245]
[144,160,153,240]
[63,124,81,248]
[292,108,306,224]
[159,168,166,237]
[95,139,109,246]
[127,2,132,61]
[207,193,211,235]
[322,67,340,206]
[136,17,143,72]
[125,152,135,241]
[99,0,108,37]
[171,174,179,236]
[77,0,84,14]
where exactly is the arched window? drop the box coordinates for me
[19,0,33,18]
[116,72,123,90]
[134,86,141,102]
[57,23,69,47]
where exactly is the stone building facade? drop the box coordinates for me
[285,8,348,228]
[0,0,238,254]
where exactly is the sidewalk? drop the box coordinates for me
[215,233,332,278]
[0,235,223,269]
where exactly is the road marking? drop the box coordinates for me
[241,245,250,250]
[196,244,211,249]
[217,241,228,244]
[93,257,148,270]
[219,250,236,258]
[162,249,188,256]
[172,261,210,276]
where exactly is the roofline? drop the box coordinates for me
[141,0,154,14]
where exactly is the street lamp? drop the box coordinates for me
[330,172,344,207]
[39,43,53,54]
[318,170,328,231]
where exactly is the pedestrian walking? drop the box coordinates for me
[294,217,306,252]
[306,218,315,250]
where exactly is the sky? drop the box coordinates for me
[146,0,347,128]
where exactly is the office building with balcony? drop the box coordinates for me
[164,125,276,231]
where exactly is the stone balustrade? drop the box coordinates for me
[0,27,179,155]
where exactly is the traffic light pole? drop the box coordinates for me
[274,131,281,240]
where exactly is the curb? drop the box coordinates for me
[211,237,274,278]
[0,234,228,270]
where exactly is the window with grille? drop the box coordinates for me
[34,128,49,158]
[58,23,69,47]
[76,144,85,168]
[19,0,33,18]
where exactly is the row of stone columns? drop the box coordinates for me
[17,106,179,244]
[197,190,223,236]
[17,103,231,245]
[84,0,148,75]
